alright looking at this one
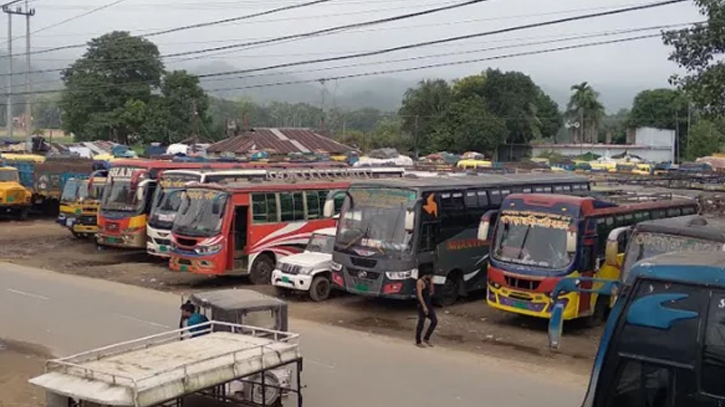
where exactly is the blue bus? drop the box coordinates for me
[549,251,725,406]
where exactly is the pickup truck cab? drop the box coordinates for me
[0,166,31,219]
[272,227,336,301]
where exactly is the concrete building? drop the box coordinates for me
[532,127,675,163]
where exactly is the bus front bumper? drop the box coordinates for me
[486,284,580,320]
[331,270,416,299]
[96,231,145,249]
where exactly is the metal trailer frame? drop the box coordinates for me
[30,322,303,407]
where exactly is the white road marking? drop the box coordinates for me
[113,313,172,329]
[6,288,49,300]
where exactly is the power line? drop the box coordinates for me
[14,0,336,57]
[161,0,493,59]
[197,0,688,79]
[4,31,666,98]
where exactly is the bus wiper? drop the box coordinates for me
[344,224,371,250]
[516,226,532,260]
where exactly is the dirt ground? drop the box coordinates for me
[0,340,47,407]
[0,218,600,379]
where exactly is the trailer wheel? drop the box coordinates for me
[250,254,274,285]
[309,275,331,302]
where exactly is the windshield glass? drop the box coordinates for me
[90,183,104,200]
[306,234,335,253]
[149,188,185,228]
[492,211,575,269]
[0,170,17,182]
[77,181,90,200]
[173,189,228,237]
[622,231,725,280]
[101,180,145,212]
[336,188,415,256]
[61,179,79,202]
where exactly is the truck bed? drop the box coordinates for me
[29,322,300,407]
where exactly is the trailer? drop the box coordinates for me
[29,321,303,407]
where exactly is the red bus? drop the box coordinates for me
[169,170,405,284]
[483,193,698,324]
[97,159,348,249]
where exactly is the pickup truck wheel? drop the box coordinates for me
[309,275,331,302]
[249,255,274,285]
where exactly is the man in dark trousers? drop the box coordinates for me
[415,271,437,347]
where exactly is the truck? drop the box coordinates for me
[0,166,32,219]
[548,251,725,406]
[272,227,337,301]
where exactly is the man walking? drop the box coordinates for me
[415,271,437,347]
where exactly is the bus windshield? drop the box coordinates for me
[101,179,144,212]
[0,169,17,182]
[492,211,575,270]
[621,231,725,281]
[149,188,185,229]
[173,190,228,237]
[336,188,415,257]
[77,181,90,200]
[61,179,80,202]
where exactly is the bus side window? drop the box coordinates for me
[306,191,321,219]
[701,290,725,397]
[602,359,674,407]
[280,192,304,222]
[252,193,277,223]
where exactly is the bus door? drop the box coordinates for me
[231,205,249,271]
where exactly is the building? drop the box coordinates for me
[531,127,675,163]
[206,127,352,156]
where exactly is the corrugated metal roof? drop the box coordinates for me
[207,128,352,155]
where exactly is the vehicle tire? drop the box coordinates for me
[309,275,332,302]
[435,275,460,307]
[249,254,275,285]
[585,295,610,328]
[18,208,28,220]
[250,372,281,405]
[274,286,291,297]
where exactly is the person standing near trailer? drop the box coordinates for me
[415,272,437,347]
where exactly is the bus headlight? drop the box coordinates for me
[331,261,342,271]
[195,244,222,255]
[386,268,418,280]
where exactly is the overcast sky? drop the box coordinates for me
[7,0,705,110]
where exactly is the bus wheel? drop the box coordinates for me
[436,276,460,307]
[71,231,84,239]
[309,275,331,302]
[18,208,28,220]
[250,255,274,285]
[585,295,610,328]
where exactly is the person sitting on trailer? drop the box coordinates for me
[180,301,209,338]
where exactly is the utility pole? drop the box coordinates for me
[24,0,32,139]
[191,99,199,153]
[2,0,33,143]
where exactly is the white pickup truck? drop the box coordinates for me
[272,227,336,301]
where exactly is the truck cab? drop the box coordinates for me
[0,166,31,219]
[549,251,725,406]
[272,227,337,301]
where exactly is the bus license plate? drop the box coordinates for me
[159,245,168,252]
[354,283,369,292]
[512,300,528,310]
[107,237,117,243]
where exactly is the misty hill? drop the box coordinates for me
[0,52,63,93]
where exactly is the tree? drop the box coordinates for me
[628,88,688,130]
[398,79,452,156]
[662,2,725,117]
[566,82,605,143]
[599,108,629,144]
[686,118,725,160]
[60,31,164,143]
[432,96,507,155]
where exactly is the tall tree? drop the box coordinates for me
[686,118,725,160]
[146,70,210,144]
[432,95,507,155]
[566,82,605,143]
[398,79,452,156]
[662,1,725,117]
[628,88,688,130]
[60,31,164,143]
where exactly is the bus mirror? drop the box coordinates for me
[548,303,564,349]
[478,221,490,241]
[566,231,577,253]
[323,199,335,218]
[605,240,619,266]
[404,209,415,232]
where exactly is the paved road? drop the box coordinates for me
[0,262,586,407]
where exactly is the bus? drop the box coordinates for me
[328,173,590,305]
[148,167,404,257]
[548,251,725,406]
[604,215,725,285]
[98,159,340,249]
[68,172,107,239]
[168,169,405,284]
[485,193,698,324]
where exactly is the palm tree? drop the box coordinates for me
[566,82,605,143]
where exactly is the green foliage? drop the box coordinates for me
[662,1,725,117]
[432,95,507,155]
[33,96,62,129]
[566,82,605,143]
[398,79,452,154]
[59,31,209,144]
[686,118,725,160]
[627,88,688,129]
[599,108,629,144]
